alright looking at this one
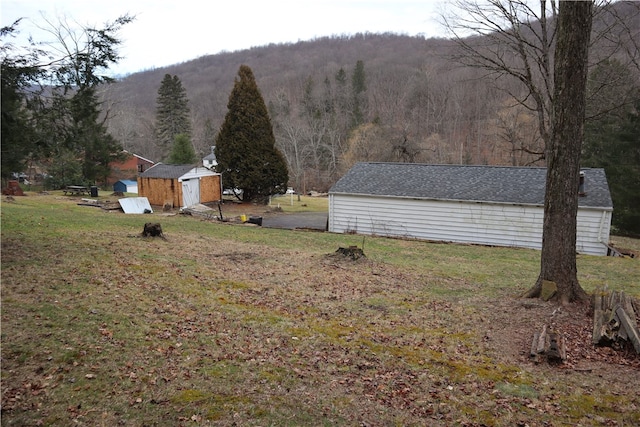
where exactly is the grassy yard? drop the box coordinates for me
[268,194,328,213]
[1,193,639,426]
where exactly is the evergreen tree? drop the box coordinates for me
[584,99,640,236]
[351,60,367,128]
[0,22,41,181]
[335,67,347,86]
[583,59,640,237]
[155,74,191,160]
[44,148,83,189]
[334,67,352,147]
[2,16,132,187]
[167,133,197,164]
[40,15,131,186]
[69,86,124,184]
[215,65,288,203]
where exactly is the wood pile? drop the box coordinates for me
[2,180,24,196]
[606,244,637,258]
[530,325,567,363]
[592,290,640,354]
[530,290,640,364]
[76,199,122,211]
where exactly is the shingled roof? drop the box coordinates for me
[139,164,196,179]
[329,163,612,209]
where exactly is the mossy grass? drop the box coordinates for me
[2,193,639,426]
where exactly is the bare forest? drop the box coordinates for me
[102,1,639,192]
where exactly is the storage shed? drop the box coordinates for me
[138,164,222,208]
[328,163,613,256]
[113,179,138,194]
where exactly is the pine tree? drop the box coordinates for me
[215,65,288,203]
[0,24,39,181]
[155,74,191,160]
[167,133,197,164]
[351,60,367,128]
[584,99,640,236]
[34,15,132,187]
[71,86,124,184]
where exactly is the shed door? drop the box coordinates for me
[181,179,200,207]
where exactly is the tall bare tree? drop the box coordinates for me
[441,0,638,159]
[441,0,557,157]
[443,0,596,302]
[524,0,594,303]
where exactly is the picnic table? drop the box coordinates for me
[63,185,89,196]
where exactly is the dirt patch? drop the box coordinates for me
[169,200,640,376]
[487,297,640,371]
[211,251,258,262]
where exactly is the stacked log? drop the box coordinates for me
[592,290,640,354]
[2,180,24,196]
[530,325,567,363]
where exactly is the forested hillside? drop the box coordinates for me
[102,1,639,196]
[103,33,526,191]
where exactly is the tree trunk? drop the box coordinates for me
[524,1,593,304]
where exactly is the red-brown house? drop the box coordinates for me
[107,151,155,186]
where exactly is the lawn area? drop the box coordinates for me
[2,193,639,426]
[268,193,328,213]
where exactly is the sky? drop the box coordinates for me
[1,0,448,76]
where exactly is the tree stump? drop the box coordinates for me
[335,246,365,260]
[142,222,164,238]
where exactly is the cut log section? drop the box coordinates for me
[616,306,640,354]
[530,325,566,364]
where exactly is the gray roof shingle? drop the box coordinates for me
[139,164,196,179]
[329,162,612,209]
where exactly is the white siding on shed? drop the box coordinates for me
[122,182,138,193]
[179,167,217,181]
[329,194,611,256]
[576,209,612,256]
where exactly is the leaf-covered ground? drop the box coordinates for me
[1,194,639,426]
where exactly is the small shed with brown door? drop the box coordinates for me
[138,164,222,208]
